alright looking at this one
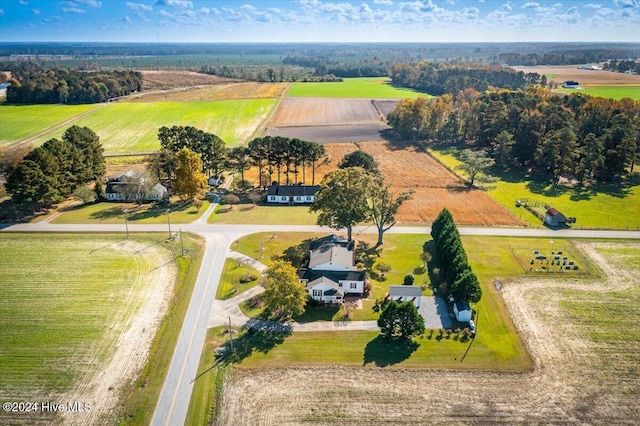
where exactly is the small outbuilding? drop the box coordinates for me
[453,300,472,322]
[544,208,567,227]
[388,285,422,308]
[561,80,580,89]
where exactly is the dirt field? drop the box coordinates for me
[268,98,386,127]
[513,65,640,86]
[139,70,238,90]
[217,241,640,425]
[263,124,391,143]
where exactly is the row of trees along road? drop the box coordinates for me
[430,208,482,304]
[310,150,414,246]
[388,88,640,185]
[6,126,105,211]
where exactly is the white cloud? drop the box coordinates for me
[32,8,40,14]
[76,0,102,7]
[614,0,638,8]
[158,9,173,17]
[121,15,132,22]
[127,2,153,12]
[522,2,539,9]
[19,0,28,5]
[155,0,193,8]
[374,0,394,4]
[0,9,4,16]
[61,7,87,14]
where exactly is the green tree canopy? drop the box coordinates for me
[262,260,308,320]
[455,149,495,187]
[339,149,379,174]
[310,167,373,242]
[377,300,425,340]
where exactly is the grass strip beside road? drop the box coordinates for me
[209,204,319,225]
[215,259,261,300]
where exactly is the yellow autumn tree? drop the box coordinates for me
[174,147,208,201]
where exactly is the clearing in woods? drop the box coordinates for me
[0,234,178,425]
[216,240,640,425]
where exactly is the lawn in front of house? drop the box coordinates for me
[209,204,319,225]
[51,199,210,224]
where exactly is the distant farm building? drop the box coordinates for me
[266,184,320,205]
[544,208,567,227]
[388,285,422,308]
[561,81,581,89]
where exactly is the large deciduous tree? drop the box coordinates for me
[367,184,414,247]
[339,149,379,174]
[174,147,208,201]
[310,167,373,242]
[455,149,495,187]
[262,260,308,320]
[158,126,226,176]
[377,300,425,340]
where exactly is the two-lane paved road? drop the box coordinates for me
[2,220,639,425]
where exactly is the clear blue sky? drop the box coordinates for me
[0,0,639,43]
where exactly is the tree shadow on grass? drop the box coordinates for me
[217,320,293,365]
[363,335,419,367]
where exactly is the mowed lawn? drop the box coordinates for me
[287,77,426,99]
[227,232,543,371]
[556,85,640,100]
[429,147,640,230]
[27,99,277,154]
[0,234,175,400]
[209,204,318,225]
[0,104,99,145]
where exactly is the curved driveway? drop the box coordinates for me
[2,219,639,426]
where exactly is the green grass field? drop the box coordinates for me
[428,146,640,230]
[0,234,177,401]
[0,104,99,145]
[216,259,261,300]
[52,199,210,225]
[209,204,319,224]
[556,85,640,100]
[287,77,426,99]
[26,99,276,154]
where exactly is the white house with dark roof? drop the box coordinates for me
[266,184,320,205]
[298,234,365,304]
[105,171,168,202]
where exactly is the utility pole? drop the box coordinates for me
[228,317,235,357]
[123,208,129,239]
[179,228,184,256]
[166,209,172,239]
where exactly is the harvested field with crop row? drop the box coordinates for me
[512,65,640,85]
[263,123,391,143]
[217,241,640,425]
[139,70,238,90]
[126,82,289,103]
[0,234,178,425]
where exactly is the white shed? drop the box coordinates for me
[453,300,472,322]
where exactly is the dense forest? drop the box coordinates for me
[494,48,640,66]
[389,62,545,96]
[388,89,639,184]
[603,59,640,74]
[5,63,142,104]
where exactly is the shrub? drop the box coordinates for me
[239,273,258,283]
[403,274,415,285]
[414,265,427,275]
[221,194,240,207]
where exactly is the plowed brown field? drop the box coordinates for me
[268,98,384,126]
[246,140,522,226]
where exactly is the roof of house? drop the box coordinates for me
[546,207,565,218]
[299,268,365,283]
[308,234,353,251]
[151,182,167,193]
[267,184,320,197]
[308,244,354,269]
[306,276,346,297]
[389,285,422,298]
[454,300,471,312]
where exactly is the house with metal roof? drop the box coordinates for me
[266,184,320,205]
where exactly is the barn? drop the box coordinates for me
[544,208,567,227]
